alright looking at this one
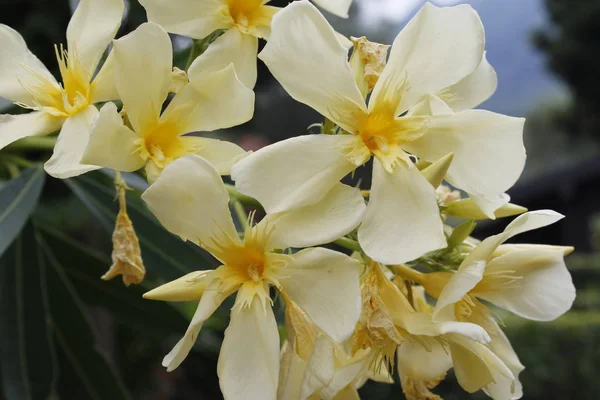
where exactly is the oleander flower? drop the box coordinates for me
[278,300,390,400]
[395,284,520,400]
[0,0,124,178]
[397,210,576,324]
[396,210,576,399]
[232,1,526,265]
[82,22,254,183]
[357,264,517,400]
[142,154,366,400]
[138,0,283,88]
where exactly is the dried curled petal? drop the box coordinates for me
[102,181,145,286]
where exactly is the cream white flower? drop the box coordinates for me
[427,210,575,323]
[82,22,254,183]
[232,1,526,265]
[138,0,282,88]
[396,285,520,400]
[142,154,365,400]
[349,261,518,399]
[0,0,124,178]
[396,210,576,399]
[278,301,388,400]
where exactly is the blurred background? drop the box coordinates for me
[1,0,600,399]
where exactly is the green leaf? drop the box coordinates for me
[37,230,133,400]
[37,222,189,336]
[0,222,56,400]
[64,171,217,281]
[0,167,45,257]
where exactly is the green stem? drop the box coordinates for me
[333,237,362,253]
[185,40,200,70]
[225,184,262,208]
[5,136,57,151]
[232,200,249,230]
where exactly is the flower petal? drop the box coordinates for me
[447,333,515,397]
[279,247,362,343]
[44,106,101,179]
[169,63,254,133]
[358,159,446,265]
[462,210,565,268]
[143,270,212,302]
[141,155,237,245]
[258,1,366,128]
[405,107,526,198]
[91,50,118,103]
[261,183,366,250]
[67,0,124,74]
[301,333,367,400]
[81,102,145,171]
[218,295,280,400]
[138,0,231,39]
[300,333,336,400]
[0,24,58,104]
[163,280,229,371]
[372,3,485,111]
[182,136,247,175]
[432,261,486,322]
[476,247,575,321]
[231,134,357,214]
[113,22,172,134]
[470,192,510,220]
[437,52,497,112]
[0,111,62,151]
[189,29,258,88]
[487,325,524,400]
[278,342,308,400]
[311,0,352,18]
[397,337,452,381]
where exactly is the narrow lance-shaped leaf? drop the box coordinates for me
[0,167,45,256]
[0,222,56,400]
[38,231,133,400]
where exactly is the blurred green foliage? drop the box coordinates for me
[534,0,600,141]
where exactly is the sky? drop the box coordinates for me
[357,0,464,24]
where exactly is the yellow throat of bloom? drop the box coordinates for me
[19,44,94,117]
[225,0,276,37]
[343,77,429,172]
[207,219,289,309]
[133,104,201,174]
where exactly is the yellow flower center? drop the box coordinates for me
[18,44,93,117]
[207,221,288,309]
[133,104,202,179]
[226,0,275,37]
[341,77,428,172]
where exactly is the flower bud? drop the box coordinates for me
[445,199,527,220]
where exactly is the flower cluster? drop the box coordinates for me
[0,0,576,399]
